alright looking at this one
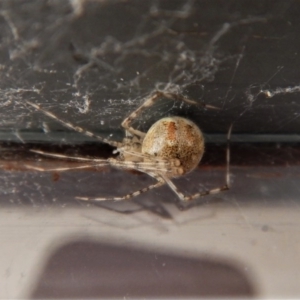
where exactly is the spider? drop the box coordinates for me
[25,91,232,202]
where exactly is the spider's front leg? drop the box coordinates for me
[121,90,219,138]
[25,101,123,148]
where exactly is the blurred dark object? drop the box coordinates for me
[30,241,256,298]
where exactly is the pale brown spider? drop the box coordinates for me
[26,91,231,202]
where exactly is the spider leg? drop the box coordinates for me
[160,123,233,202]
[30,149,105,162]
[76,177,165,201]
[26,101,123,148]
[26,151,176,173]
[24,163,106,172]
[107,158,181,174]
[162,174,229,202]
[122,90,219,138]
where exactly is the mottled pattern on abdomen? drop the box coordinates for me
[142,116,204,177]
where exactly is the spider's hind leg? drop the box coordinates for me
[76,178,165,202]
[162,174,229,203]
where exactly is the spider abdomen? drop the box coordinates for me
[141,116,204,177]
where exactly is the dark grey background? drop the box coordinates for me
[0,0,299,142]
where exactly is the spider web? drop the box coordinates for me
[0,1,299,211]
[1,1,300,299]
[0,0,299,205]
